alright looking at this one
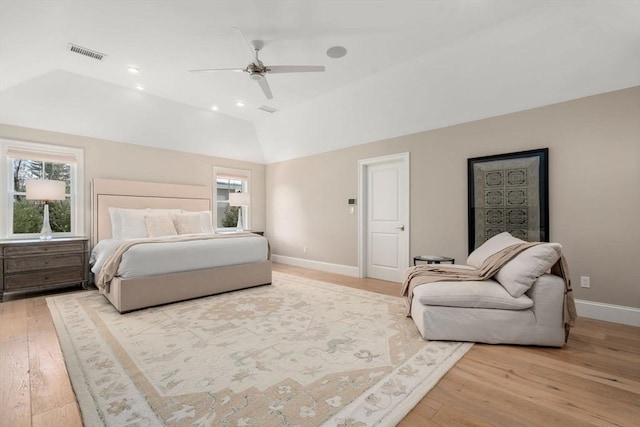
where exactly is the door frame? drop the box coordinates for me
[357,152,410,279]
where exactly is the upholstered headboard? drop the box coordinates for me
[91,179,211,247]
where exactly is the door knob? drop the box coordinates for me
[396,225,405,231]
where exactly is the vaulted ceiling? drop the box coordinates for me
[1,0,638,163]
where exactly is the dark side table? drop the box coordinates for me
[413,255,455,266]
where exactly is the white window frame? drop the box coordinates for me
[212,166,251,232]
[1,139,85,239]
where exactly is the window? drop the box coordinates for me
[1,139,84,239]
[213,167,251,231]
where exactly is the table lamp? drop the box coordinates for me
[228,192,250,232]
[26,179,66,240]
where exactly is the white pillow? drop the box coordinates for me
[148,208,184,216]
[198,211,214,234]
[109,208,183,239]
[108,207,124,239]
[467,232,524,268]
[174,213,204,234]
[181,211,214,234]
[495,243,562,297]
[144,215,178,238]
[108,208,149,239]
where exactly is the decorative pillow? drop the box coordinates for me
[495,243,562,297]
[144,215,178,238]
[199,211,214,234]
[117,208,150,239]
[147,208,184,218]
[174,213,204,235]
[413,279,534,310]
[179,211,214,233]
[109,208,184,239]
[466,232,524,268]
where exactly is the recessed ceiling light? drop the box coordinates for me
[236,101,245,107]
[326,46,347,59]
[135,84,144,91]
[211,105,219,111]
[127,67,140,74]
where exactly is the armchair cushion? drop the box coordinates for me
[413,279,533,310]
[466,232,523,267]
[495,243,562,297]
[465,232,562,297]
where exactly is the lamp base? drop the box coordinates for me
[40,203,53,240]
[236,207,244,232]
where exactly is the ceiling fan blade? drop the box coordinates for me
[256,76,273,99]
[189,68,246,73]
[231,26,259,63]
[267,65,325,74]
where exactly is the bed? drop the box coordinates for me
[90,178,272,313]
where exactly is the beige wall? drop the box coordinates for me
[2,88,637,307]
[266,86,640,308]
[0,124,266,235]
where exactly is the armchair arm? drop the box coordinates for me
[526,273,565,328]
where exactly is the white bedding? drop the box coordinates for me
[91,234,268,279]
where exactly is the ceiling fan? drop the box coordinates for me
[189,32,325,100]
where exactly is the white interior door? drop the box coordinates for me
[359,153,409,283]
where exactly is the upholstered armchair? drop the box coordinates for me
[406,232,575,347]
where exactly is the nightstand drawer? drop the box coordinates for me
[3,241,86,256]
[4,268,86,290]
[5,253,84,273]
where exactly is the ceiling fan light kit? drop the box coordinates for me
[189,30,325,100]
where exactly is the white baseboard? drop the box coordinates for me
[575,299,640,327]
[269,259,639,327]
[272,254,360,278]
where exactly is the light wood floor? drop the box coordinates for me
[1,263,638,426]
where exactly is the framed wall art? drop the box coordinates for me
[467,148,549,253]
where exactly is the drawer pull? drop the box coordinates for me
[44,261,49,265]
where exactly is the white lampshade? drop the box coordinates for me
[26,180,66,201]
[228,192,250,207]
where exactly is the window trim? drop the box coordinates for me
[1,139,85,239]
[212,166,251,232]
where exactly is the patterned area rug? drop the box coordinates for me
[47,272,472,426]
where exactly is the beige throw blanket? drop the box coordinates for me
[401,242,577,341]
[96,233,264,294]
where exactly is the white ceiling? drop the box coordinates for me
[1,0,638,163]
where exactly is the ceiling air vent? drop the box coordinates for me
[68,43,106,61]
[258,105,278,114]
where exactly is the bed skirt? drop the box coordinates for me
[103,260,272,313]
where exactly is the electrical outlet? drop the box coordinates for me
[580,276,590,288]
[303,246,308,254]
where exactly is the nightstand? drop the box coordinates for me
[0,237,89,302]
